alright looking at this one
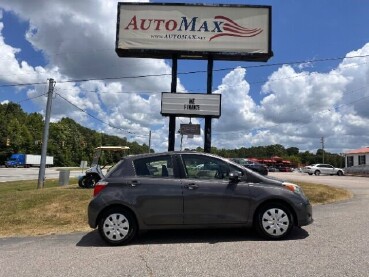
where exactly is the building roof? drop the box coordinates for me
[345,147,369,154]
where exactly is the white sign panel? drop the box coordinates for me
[161,93,221,118]
[116,3,272,61]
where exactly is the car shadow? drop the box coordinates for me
[76,227,309,247]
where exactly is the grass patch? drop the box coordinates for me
[0,179,352,238]
[297,181,352,205]
[0,178,92,237]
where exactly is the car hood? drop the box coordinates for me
[259,175,284,185]
[244,167,283,185]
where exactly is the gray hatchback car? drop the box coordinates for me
[88,151,313,245]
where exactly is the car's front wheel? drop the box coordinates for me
[98,208,137,246]
[314,170,321,176]
[255,203,294,240]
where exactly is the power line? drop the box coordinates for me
[48,54,369,85]
[0,81,48,88]
[1,53,369,88]
[50,58,369,96]
[55,91,149,138]
[16,92,48,104]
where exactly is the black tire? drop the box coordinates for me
[78,176,87,188]
[79,175,99,188]
[308,173,313,175]
[98,208,137,246]
[254,203,294,240]
[337,171,343,176]
[314,170,321,176]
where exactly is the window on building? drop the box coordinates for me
[358,155,366,165]
[347,156,354,167]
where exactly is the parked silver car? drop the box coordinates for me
[303,164,344,176]
[88,151,313,246]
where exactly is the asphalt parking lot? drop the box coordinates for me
[0,172,368,277]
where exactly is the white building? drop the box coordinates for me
[345,147,369,167]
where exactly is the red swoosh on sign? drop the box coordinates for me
[210,15,263,41]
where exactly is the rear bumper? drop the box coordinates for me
[87,199,100,228]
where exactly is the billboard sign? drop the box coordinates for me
[161,93,221,118]
[116,3,272,61]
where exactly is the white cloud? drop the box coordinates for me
[213,67,264,132]
[1,1,369,154]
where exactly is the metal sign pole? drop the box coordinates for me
[204,57,213,153]
[168,56,177,151]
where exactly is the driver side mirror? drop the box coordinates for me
[229,171,241,182]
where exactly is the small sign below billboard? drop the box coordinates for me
[116,3,272,61]
[180,124,201,135]
[161,93,221,118]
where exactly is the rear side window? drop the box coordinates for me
[134,155,174,178]
[106,159,127,177]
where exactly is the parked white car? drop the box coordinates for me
[303,164,344,176]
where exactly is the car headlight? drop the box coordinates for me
[282,182,305,197]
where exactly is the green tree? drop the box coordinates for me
[286,147,299,156]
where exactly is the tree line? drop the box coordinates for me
[0,102,345,167]
[0,102,150,166]
[209,145,344,168]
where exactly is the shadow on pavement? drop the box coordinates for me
[76,227,309,247]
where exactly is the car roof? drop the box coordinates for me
[125,151,223,160]
[95,146,130,151]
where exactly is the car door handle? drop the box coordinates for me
[130,180,140,187]
[185,183,199,190]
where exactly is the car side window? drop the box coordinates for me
[182,155,235,180]
[134,156,174,178]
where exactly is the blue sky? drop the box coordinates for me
[1,0,369,154]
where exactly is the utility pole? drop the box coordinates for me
[37,79,55,189]
[148,130,151,153]
[321,136,325,164]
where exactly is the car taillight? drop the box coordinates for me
[93,181,108,197]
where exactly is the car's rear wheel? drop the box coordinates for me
[308,173,313,175]
[98,208,137,246]
[314,170,321,176]
[255,203,294,240]
[337,171,343,176]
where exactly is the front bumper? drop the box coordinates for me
[296,201,313,226]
